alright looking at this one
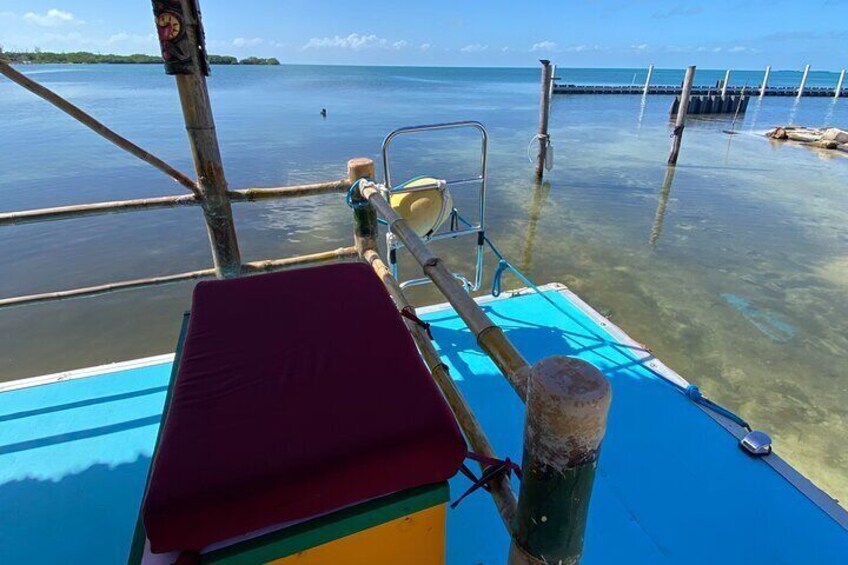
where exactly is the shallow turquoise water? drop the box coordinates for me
[1,64,847,502]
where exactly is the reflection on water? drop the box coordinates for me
[1,65,847,504]
[519,181,550,271]
[650,167,675,246]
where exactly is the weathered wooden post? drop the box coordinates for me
[534,60,554,181]
[151,0,241,278]
[721,69,731,98]
[347,158,379,255]
[835,69,846,99]
[798,64,810,98]
[668,65,695,166]
[760,65,771,98]
[509,356,611,565]
[643,64,654,96]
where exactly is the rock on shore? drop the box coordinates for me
[766,126,848,154]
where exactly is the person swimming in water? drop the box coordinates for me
[320,108,327,118]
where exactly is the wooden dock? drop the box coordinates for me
[553,84,846,97]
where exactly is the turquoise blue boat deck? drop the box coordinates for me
[1,286,846,564]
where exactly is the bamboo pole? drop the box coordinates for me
[228,179,350,201]
[364,249,518,531]
[798,64,811,98]
[347,158,379,255]
[534,60,554,181]
[0,194,199,227]
[0,61,199,196]
[0,179,352,227]
[169,0,241,278]
[668,65,696,166]
[509,357,611,565]
[760,65,771,98]
[0,247,358,309]
[643,64,654,96]
[835,69,846,99]
[359,183,531,398]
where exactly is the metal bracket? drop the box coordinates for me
[381,121,488,291]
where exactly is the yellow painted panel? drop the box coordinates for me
[267,504,446,565]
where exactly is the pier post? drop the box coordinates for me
[668,65,695,166]
[721,69,731,98]
[508,356,611,565]
[798,64,810,98]
[348,158,379,256]
[643,64,654,96]
[534,59,554,181]
[152,0,241,278]
[835,69,846,99]
[760,65,771,97]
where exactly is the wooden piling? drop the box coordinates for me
[668,65,695,166]
[798,64,811,98]
[154,0,242,278]
[760,65,771,98]
[836,69,846,99]
[534,60,554,181]
[721,69,731,98]
[508,356,611,565]
[347,158,379,255]
[643,64,654,96]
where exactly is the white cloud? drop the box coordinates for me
[233,37,264,47]
[631,43,649,51]
[107,32,156,46]
[501,46,510,53]
[419,43,431,52]
[460,43,488,53]
[303,33,399,51]
[23,9,80,27]
[530,40,558,52]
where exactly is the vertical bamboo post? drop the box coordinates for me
[798,64,810,98]
[668,65,695,166]
[535,60,553,181]
[348,158,379,255]
[760,65,771,98]
[152,0,241,278]
[643,64,654,96]
[508,357,611,565]
[835,69,846,99]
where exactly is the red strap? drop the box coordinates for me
[400,306,433,339]
[451,451,522,509]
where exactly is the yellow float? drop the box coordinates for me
[390,177,453,238]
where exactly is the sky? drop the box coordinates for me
[1,0,847,69]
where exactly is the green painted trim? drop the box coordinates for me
[203,482,449,564]
[127,312,191,565]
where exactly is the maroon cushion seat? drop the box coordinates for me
[142,262,465,553]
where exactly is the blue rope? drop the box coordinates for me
[345,179,369,209]
[451,210,752,431]
[686,385,750,430]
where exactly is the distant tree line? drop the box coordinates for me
[0,49,279,66]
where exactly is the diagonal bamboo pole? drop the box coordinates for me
[0,61,199,196]
[364,249,518,531]
[359,182,531,399]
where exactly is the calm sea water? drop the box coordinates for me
[1,65,847,502]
